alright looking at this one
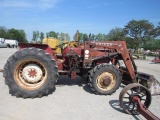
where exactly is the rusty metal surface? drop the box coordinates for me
[97,72,116,91]
[14,59,47,90]
[119,65,160,95]
[18,43,57,60]
[152,59,160,63]
[138,72,160,95]
[136,97,160,120]
[83,41,136,82]
[0,48,160,120]
[152,51,160,63]
[119,83,151,115]
[18,41,158,91]
[119,83,160,120]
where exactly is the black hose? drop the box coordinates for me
[93,52,118,61]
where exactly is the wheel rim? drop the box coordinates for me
[96,71,116,91]
[119,83,151,115]
[14,59,47,90]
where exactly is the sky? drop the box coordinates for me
[0,0,160,41]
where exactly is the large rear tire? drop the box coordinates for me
[89,63,121,95]
[3,48,58,98]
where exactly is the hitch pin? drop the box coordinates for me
[0,69,4,73]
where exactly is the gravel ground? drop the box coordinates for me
[0,48,159,120]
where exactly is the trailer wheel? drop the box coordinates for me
[3,48,58,98]
[119,83,151,115]
[89,63,121,95]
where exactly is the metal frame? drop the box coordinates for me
[132,96,160,120]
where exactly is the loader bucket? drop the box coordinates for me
[120,67,160,95]
[138,72,160,95]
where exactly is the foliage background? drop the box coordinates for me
[0,19,160,50]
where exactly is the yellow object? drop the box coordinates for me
[68,41,78,47]
[42,30,80,54]
[42,37,61,54]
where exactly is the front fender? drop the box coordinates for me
[18,43,57,60]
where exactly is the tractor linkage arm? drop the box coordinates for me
[132,96,160,120]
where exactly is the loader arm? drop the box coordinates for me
[83,41,137,82]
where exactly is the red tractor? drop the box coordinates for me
[3,40,160,98]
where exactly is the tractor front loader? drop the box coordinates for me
[1,39,160,98]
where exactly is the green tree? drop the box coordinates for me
[0,27,27,42]
[154,22,160,37]
[47,31,57,38]
[32,31,36,42]
[108,27,125,40]
[83,33,88,41]
[65,33,70,41]
[32,31,40,43]
[103,34,109,40]
[7,28,27,42]
[91,34,96,40]
[154,39,160,49]
[78,33,84,41]
[57,32,60,39]
[143,39,160,50]
[18,30,27,42]
[0,26,7,38]
[59,33,70,41]
[95,33,104,41]
[73,32,89,42]
[124,19,155,50]
[59,33,65,41]
[36,31,39,42]
[40,32,44,44]
[73,32,108,41]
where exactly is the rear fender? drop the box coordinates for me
[18,43,57,60]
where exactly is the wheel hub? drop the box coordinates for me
[22,64,43,83]
[97,72,116,90]
[102,76,111,86]
[28,69,37,77]
[130,94,142,102]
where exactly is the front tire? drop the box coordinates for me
[3,48,58,98]
[89,63,121,95]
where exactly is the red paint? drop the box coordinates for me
[62,46,82,56]
[28,69,37,77]
[132,96,160,120]
[18,43,57,61]
[57,62,63,70]
[71,71,76,79]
